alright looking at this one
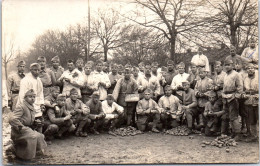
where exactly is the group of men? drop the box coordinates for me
[4,40,259,160]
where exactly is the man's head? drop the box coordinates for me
[124,68,131,80]
[118,64,123,75]
[235,59,243,71]
[92,91,100,104]
[144,88,152,100]
[246,63,255,76]
[167,60,174,72]
[249,39,256,49]
[224,59,234,72]
[144,67,151,77]
[133,67,139,77]
[51,56,60,69]
[190,63,197,74]
[138,62,145,73]
[76,58,84,69]
[198,47,203,55]
[164,85,172,97]
[182,81,190,91]
[56,94,66,107]
[161,66,167,78]
[84,64,92,75]
[230,45,236,56]
[103,62,110,73]
[207,91,217,104]
[106,94,114,106]
[30,63,41,77]
[69,88,78,101]
[17,61,26,73]
[151,62,158,73]
[37,56,47,69]
[51,86,60,99]
[67,59,75,71]
[177,62,185,74]
[214,61,223,74]
[24,89,36,105]
[199,68,207,79]
[111,64,118,75]
[96,60,103,72]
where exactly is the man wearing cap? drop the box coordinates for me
[180,81,197,134]
[241,39,258,67]
[50,56,64,81]
[241,63,259,142]
[151,62,166,99]
[7,61,26,110]
[37,56,57,97]
[65,88,90,136]
[45,94,76,138]
[113,67,139,126]
[108,64,122,94]
[194,68,213,130]
[203,91,228,136]
[81,64,95,103]
[17,63,45,121]
[9,89,47,160]
[89,60,111,101]
[187,62,200,89]
[165,60,177,85]
[222,59,243,140]
[86,91,106,134]
[171,62,190,98]
[225,45,249,69]
[212,61,226,98]
[58,59,84,98]
[136,88,161,132]
[158,85,183,129]
[102,94,124,131]
[191,47,210,72]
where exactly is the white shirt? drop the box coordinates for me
[17,73,44,117]
[171,73,190,90]
[102,100,124,119]
[137,75,160,94]
[191,54,210,72]
[241,46,258,62]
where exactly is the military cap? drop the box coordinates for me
[30,63,40,69]
[118,64,123,68]
[92,91,100,97]
[37,56,46,61]
[245,63,255,69]
[17,60,26,66]
[206,91,217,97]
[133,66,139,71]
[190,62,197,67]
[24,89,36,98]
[178,62,185,68]
[125,63,132,68]
[106,94,114,101]
[198,67,207,73]
[225,59,233,65]
[124,67,131,72]
[138,62,144,67]
[230,45,236,50]
[86,60,94,66]
[96,60,103,65]
[214,61,222,66]
[161,66,167,72]
[57,94,66,100]
[67,59,74,64]
[198,47,203,52]
[167,60,174,65]
[182,81,190,86]
[111,63,118,68]
[70,88,78,95]
[144,88,152,94]
[84,63,92,68]
[51,86,60,92]
[164,85,172,90]
[151,62,158,66]
[51,56,60,62]
[76,58,84,64]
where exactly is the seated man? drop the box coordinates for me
[9,89,47,160]
[203,91,227,136]
[158,85,183,130]
[102,94,124,131]
[136,88,160,132]
[86,92,106,134]
[180,81,197,134]
[65,88,90,136]
[45,94,76,139]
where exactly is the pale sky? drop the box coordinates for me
[2,0,129,54]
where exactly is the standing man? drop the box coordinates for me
[37,56,56,97]
[222,59,243,141]
[165,60,177,85]
[7,60,26,110]
[113,67,139,126]
[90,60,111,101]
[108,64,121,94]
[241,39,258,68]
[50,56,64,81]
[81,64,94,103]
[225,45,248,69]
[191,47,210,72]
[187,63,199,89]
[76,58,85,74]
[151,62,166,99]
[58,59,84,98]
[242,63,258,142]
[212,61,226,98]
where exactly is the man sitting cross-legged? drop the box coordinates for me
[65,88,90,137]
[136,88,161,133]
[102,94,124,131]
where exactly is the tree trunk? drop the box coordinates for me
[230,26,237,48]
[170,36,176,65]
[104,45,108,62]
[4,63,7,81]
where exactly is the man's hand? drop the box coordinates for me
[75,109,83,114]
[64,115,71,121]
[182,105,189,110]
[35,119,42,126]
[99,82,106,87]
[40,105,46,113]
[151,109,158,114]
[114,114,119,119]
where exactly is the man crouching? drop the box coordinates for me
[9,89,47,160]
[136,88,160,132]
[65,88,90,137]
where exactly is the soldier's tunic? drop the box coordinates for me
[241,46,258,67]
[81,73,95,103]
[86,99,105,129]
[137,75,160,98]
[7,72,25,109]
[136,98,160,131]
[191,54,210,72]
[108,73,122,94]
[222,70,243,134]
[9,100,47,160]
[151,72,166,96]
[194,77,213,108]
[102,100,124,119]
[50,66,64,81]
[17,73,44,117]
[58,68,84,98]
[171,73,190,97]
[89,71,111,101]
[39,68,56,97]
[187,71,200,89]
[165,70,177,85]
[213,71,226,98]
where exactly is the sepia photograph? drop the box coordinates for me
[2,0,259,164]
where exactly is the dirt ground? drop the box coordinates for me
[2,111,259,165]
